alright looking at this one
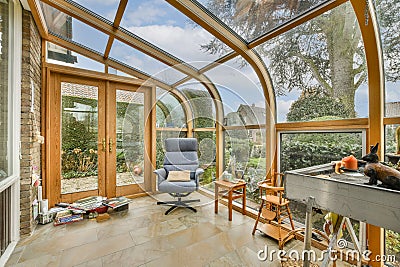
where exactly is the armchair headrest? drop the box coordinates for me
[165,138,198,152]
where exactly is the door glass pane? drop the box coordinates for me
[117,90,144,186]
[61,82,99,194]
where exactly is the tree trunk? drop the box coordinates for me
[326,5,358,118]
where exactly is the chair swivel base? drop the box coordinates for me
[157,198,200,215]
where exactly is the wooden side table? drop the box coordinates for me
[214,180,246,221]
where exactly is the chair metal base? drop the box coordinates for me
[157,197,200,215]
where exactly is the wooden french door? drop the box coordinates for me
[46,71,155,206]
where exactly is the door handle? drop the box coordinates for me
[100,138,106,152]
[109,138,113,152]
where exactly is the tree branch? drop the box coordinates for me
[354,72,367,90]
[294,52,333,94]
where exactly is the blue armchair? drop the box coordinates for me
[154,138,204,215]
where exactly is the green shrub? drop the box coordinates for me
[280,132,362,172]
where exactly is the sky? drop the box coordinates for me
[49,0,398,123]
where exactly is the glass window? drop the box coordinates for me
[47,42,105,72]
[225,128,266,210]
[177,79,216,128]
[120,0,231,67]
[375,1,400,117]
[280,131,364,226]
[109,40,187,85]
[204,58,267,126]
[279,132,363,173]
[41,2,108,54]
[197,0,329,42]
[0,1,9,181]
[383,123,400,263]
[156,88,186,128]
[194,131,216,190]
[257,2,368,123]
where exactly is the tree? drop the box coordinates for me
[201,0,400,118]
[287,92,350,121]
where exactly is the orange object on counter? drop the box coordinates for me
[341,155,358,170]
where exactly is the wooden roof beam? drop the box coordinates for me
[28,0,49,38]
[104,0,128,59]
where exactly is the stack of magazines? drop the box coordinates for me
[102,196,130,209]
[53,210,83,226]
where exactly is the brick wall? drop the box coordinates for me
[20,10,42,237]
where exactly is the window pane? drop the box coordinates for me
[375,1,400,117]
[204,58,267,126]
[194,131,216,190]
[280,132,363,173]
[225,128,266,210]
[257,2,368,123]
[197,0,330,42]
[0,1,9,181]
[156,88,186,128]
[177,80,216,128]
[61,82,99,194]
[117,90,145,186]
[47,42,105,72]
[41,2,108,54]
[384,124,400,166]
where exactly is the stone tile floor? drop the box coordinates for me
[6,192,353,267]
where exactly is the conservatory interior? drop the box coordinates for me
[1,0,399,266]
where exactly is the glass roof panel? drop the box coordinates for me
[197,0,330,42]
[109,40,187,85]
[47,42,105,72]
[120,0,232,68]
[204,57,267,126]
[73,0,119,22]
[256,2,368,123]
[41,2,108,54]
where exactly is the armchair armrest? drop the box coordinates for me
[194,168,204,187]
[154,168,167,185]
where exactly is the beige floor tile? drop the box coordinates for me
[73,258,103,267]
[15,254,61,267]
[18,227,98,263]
[101,237,172,267]
[129,218,187,245]
[59,233,135,267]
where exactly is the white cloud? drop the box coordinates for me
[122,3,167,27]
[127,24,217,63]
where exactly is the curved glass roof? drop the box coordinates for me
[36,0,385,128]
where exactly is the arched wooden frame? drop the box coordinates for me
[350,1,385,265]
